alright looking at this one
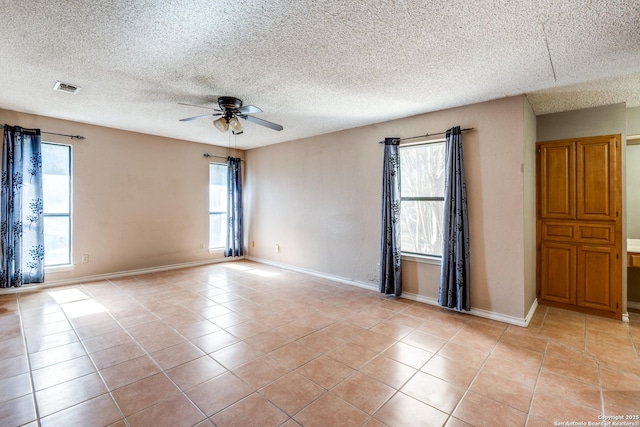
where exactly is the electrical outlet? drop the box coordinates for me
[82,254,89,263]
[275,244,280,253]
[252,241,255,247]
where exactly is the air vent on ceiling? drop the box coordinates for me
[53,81,81,94]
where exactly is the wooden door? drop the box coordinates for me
[536,134,621,319]
[576,245,617,312]
[538,141,575,219]
[540,241,576,304]
[576,135,618,221]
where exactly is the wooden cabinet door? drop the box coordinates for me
[538,141,575,219]
[540,241,576,304]
[576,136,618,221]
[536,135,621,319]
[576,245,617,312]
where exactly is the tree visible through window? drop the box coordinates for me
[42,143,71,266]
[209,163,227,249]
[400,142,445,257]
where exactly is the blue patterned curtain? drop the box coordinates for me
[439,126,470,311]
[225,157,243,257]
[380,138,402,296]
[1,126,45,288]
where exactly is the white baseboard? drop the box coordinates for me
[246,256,378,292]
[0,257,244,294]
[627,301,640,310]
[624,301,640,323]
[524,299,539,327]
[400,291,531,327]
[249,256,530,327]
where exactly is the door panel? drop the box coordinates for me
[541,222,575,242]
[540,242,576,304]
[576,137,616,221]
[538,141,575,219]
[576,245,616,311]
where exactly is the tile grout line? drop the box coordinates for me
[105,273,297,424]
[102,271,334,424]
[583,313,587,353]
[8,265,637,427]
[362,303,467,424]
[52,286,132,427]
[352,327,429,426]
[260,300,422,425]
[16,292,43,427]
[257,311,392,425]
[628,322,640,358]
[597,360,606,418]
[436,316,507,425]
[100,278,216,425]
[224,279,409,422]
[26,276,204,424]
[523,340,549,427]
[427,314,474,426]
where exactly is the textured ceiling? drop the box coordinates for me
[1,1,640,149]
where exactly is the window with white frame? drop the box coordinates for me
[400,141,445,257]
[209,163,227,249]
[42,143,72,266]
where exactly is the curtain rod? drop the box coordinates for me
[1,125,85,140]
[203,153,244,161]
[378,127,475,144]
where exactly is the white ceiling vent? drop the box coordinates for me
[53,81,81,94]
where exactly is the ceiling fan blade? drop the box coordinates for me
[179,113,222,122]
[178,102,222,112]
[237,105,263,114]
[239,114,283,131]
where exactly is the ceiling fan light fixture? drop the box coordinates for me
[180,96,282,132]
[213,117,228,132]
[228,117,242,132]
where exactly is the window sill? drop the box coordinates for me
[208,248,224,255]
[45,264,75,273]
[401,254,442,265]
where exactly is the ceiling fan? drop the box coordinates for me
[179,96,283,134]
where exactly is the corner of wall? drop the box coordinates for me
[627,106,640,135]
[523,97,537,316]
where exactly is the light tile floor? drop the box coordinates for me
[0,261,639,426]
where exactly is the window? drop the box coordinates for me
[42,143,72,266]
[400,142,445,257]
[209,163,227,249]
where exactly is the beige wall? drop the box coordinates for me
[523,97,537,314]
[536,103,627,142]
[246,96,533,320]
[0,109,240,282]
[628,106,640,238]
[627,106,640,303]
[628,106,640,135]
[628,145,640,238]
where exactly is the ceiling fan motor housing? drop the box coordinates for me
[218,96,243,113]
